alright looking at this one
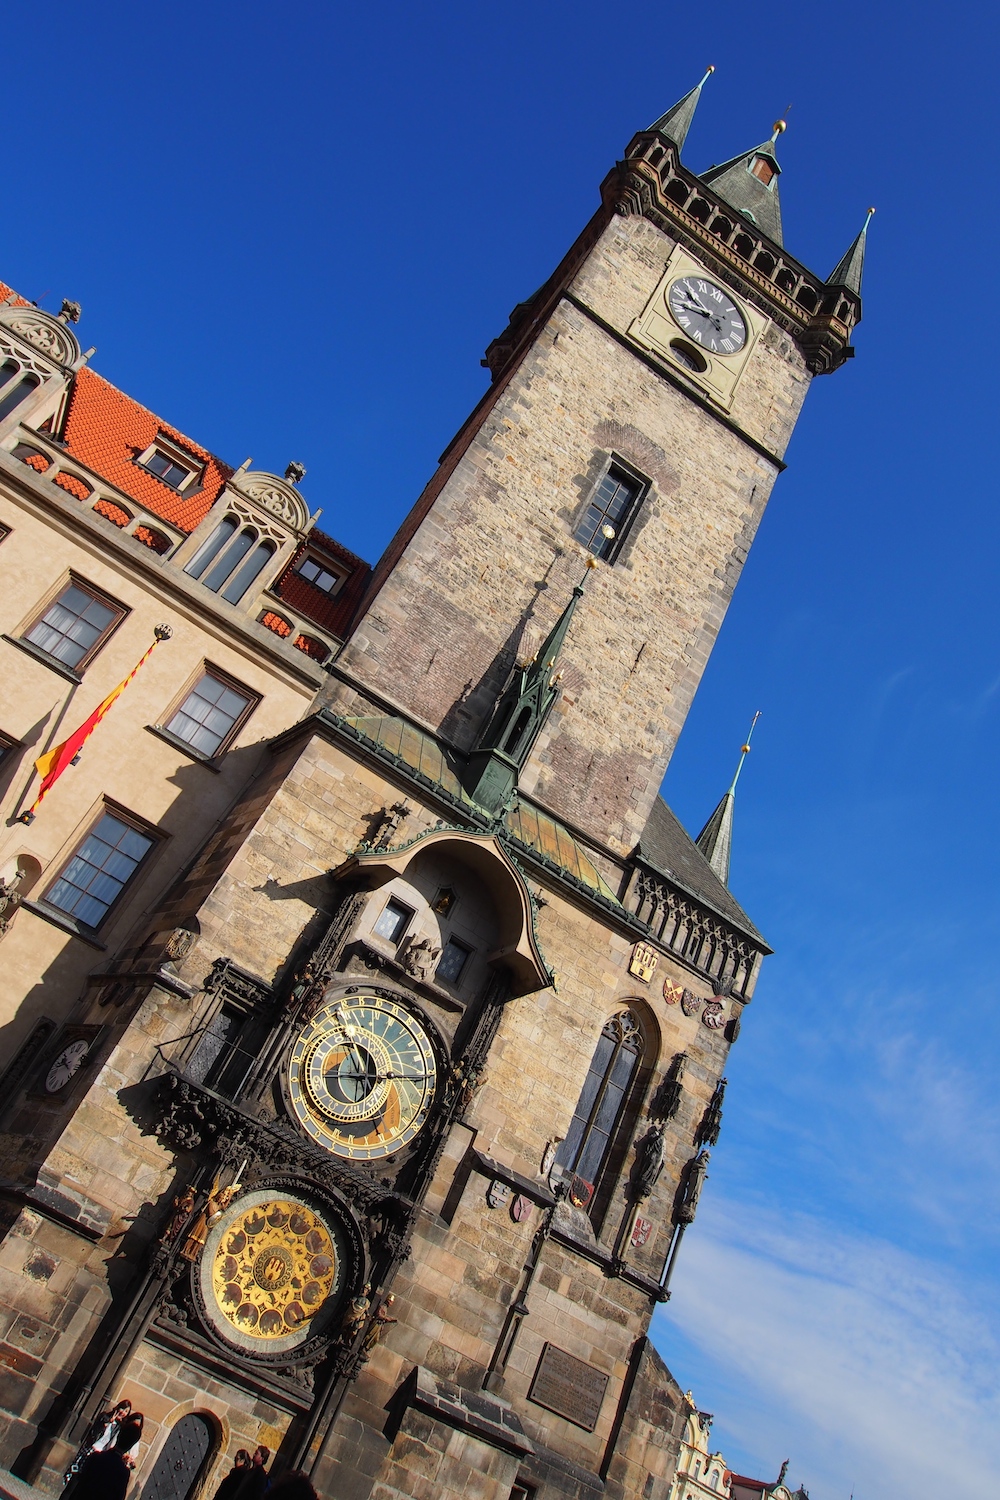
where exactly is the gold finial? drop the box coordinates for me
[699,64,716,86]
[729,710,761,795]
[770,105,791,145]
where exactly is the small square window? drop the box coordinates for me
[436,937,472,986]
[24,578,125,671]
[373,898,413,944]
[164,669,256,758]
[45,810,156,929]
[574,464,646,560]
[144,450,194,489]
[295,556,342,595]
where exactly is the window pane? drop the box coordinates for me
[165,673,250,756]
[573,469,642,559]
[203,529,256,593]
[25,583,118,668]
[0,360,18,391]
[0,373,40,423]
[145,451,191,487]
[221,540,275,603]
[45,812,153,927]
[185,517,238,580]
[436,939,471,985]
[373,899,411,942]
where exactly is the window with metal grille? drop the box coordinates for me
[555,1010,642,1190]
[165,670,255,757]
[24,578,125,671]
[45,811,155,928]
[574,465,646,560]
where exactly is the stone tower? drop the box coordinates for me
[332,75,864,855]
[0,77,866,1500]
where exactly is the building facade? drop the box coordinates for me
[0,77,865,1500]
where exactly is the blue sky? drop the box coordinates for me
[12,2,1000,1494]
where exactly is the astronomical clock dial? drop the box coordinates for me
[288,992,437,1162]
[667,276,747,355]
[44,1039,90,1094]
[199,1190,346,1354]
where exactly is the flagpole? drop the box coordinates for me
[18,624,172,824]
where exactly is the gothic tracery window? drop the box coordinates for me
[556,1009,643,1200]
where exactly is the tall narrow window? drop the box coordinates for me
[44,810,156,928]
[555,1010,642,1195]
[221,539,275,603]
[24,579,125,671]
[574,464,645,560]
[0,371,41,423]
[185,516,238,580]
[202,528,256,592]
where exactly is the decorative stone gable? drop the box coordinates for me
[226,468,316,538]
[0,305,82,371]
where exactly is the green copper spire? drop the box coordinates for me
[465,560,595,816]
[695,712,760,886]
[648,66,715,154]
[827,208,875,296]
[699,117,787,246]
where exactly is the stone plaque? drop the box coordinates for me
[528,1342,609,1432]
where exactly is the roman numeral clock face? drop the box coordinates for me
[667,277,748,355]
[288,993,438,1161]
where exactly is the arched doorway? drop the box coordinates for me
[141,1413,216,1500]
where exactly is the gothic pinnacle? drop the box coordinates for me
[647,66,715,154]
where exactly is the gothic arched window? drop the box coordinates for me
[556,1009,643,1201]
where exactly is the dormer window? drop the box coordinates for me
[749,155,776,186]
[295,555,343,595]
[137,438,201,492]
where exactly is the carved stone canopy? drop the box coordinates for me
[226,468,315,537]
[334,829,553,998]
[0,304,81,370]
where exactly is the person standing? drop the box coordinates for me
[233,1445,270,1500]
[214,1451,251,1500]
[73,1413,144,1500]
[63,1401,133,1487]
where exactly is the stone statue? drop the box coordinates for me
[401,936,440,982]
[675,1149,710,1226]
[634,1126,664,1201]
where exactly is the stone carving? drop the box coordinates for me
[651,1052,686,1123]
[629,941,658,982]
[284,461,306,485]
[674,1149,710,1226]
[0,868,26,936]
[2,309,78,367]
[701,1000,726,1030]
[630,1214,652,1248]
[229,471,311,533]
[680,989,702,1018]
[166,1186,196,1242]
[486,1180,510,1210]
[58,299,82,324]
[339,1283,371,1343]
[164,928,197,963]
[633,1125,664,1201]
[695,1078,726,1148]
[400,935,440,982]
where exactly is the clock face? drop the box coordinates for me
[45,1040,90,1094]
[288,992,438,1161]
[199,1189,347,1354]
[667,276,748,355]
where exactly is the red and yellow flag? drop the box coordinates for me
[22,631,168,821]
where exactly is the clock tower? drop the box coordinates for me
[0,73,868,1500]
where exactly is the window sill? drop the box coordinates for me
[2,635,83,684]
[21,900,107,950]
[145,724,223,771]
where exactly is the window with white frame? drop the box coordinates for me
[163,668,257,758]
[137,437,201,492]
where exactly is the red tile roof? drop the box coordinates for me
[60,367,232,533]
[272,528,370,640]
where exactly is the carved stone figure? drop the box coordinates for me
[164,928,197,963]
[675,1149,710,1226]
[401,936,440,981]
[634,1126,664,1201]
[166,1186,196,1241]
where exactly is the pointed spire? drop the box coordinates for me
[695,712,759,886]
[699,118,787,246]
[827,208,875,295]
[648,66,714,154]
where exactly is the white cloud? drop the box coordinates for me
[652,1198,1000,1500]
